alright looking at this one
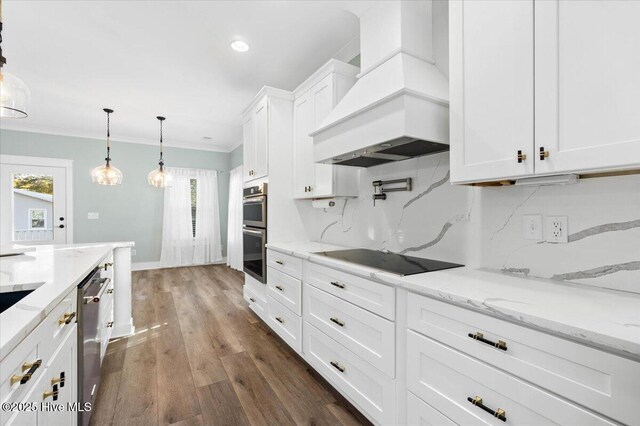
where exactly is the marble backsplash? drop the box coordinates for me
[296,152,640,294]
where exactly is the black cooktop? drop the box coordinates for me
[314,249,463,276]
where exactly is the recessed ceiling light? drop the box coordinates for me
[231,40,249,52]
[202,136,212,140]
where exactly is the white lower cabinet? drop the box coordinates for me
[407,391,456,426]
[304,322,395,425]
[266,295,302,354]
[40,327,76,426]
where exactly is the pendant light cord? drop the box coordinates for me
[157,116,166,171]
[105,110,111,165]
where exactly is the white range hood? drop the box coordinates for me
[311,0,450,167]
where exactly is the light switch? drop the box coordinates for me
[523,215,543,240]
[88,212,99,220]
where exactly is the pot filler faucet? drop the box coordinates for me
[372,178,412,206]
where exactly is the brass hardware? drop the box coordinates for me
[330,281,345,289]
[275,285,284,292]
[103,262,114,271]
[22,360,42,372]
[517,150,527,163]
[467,395,507,422]
[107,289,114,294]
[249,297,256,303]
[107,321,114,328]
[10,375,23,386]
[330,317,345,327]
[58,312,76,325]
[275,317,284,324]
[51,372,65,387]
[330,361,345,373]
[43,385,59,401]
[275,260,284,265]
[495,408,506,419]
[468,332,508,351]
[539,147,549,160]
[472,396,483,405]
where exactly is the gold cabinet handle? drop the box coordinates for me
[43,385,59,401]
[102,262,114,271]
[106,288,114,294]
[107,321,114,328]
[58,312,76,325]
[539,147,550,160]
[517,150,527,163]
[468,395,506,422]
[12,359,43,385]
[275,317,284,324]
[275,285,284,292]
[330,317,345,327]
[468,331,507,351]
[330,360,345,373]
[51,372,66,387]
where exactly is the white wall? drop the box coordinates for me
[296,152,640,294]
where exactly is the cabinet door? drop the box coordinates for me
[242,113,255,182]
[450,0,535,183]
[535,0,640,175]
[253,97,269,180]
[293,91,315,199]
[40,327,76,426]
[311,75,336,197]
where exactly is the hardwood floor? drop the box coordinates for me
[90,265,371,426]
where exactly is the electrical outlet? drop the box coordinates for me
[546,216,568,243]
[131,249,137,256]
[88,212,99,220]
[523,215,543,240]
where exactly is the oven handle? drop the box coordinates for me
[243,228,265,236]
[243,198,265,204]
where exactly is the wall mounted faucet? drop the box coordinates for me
[372,178,412,206]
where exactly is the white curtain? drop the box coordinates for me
[160,167,222,267]
[226,166,243,271]
[194,169,222,264]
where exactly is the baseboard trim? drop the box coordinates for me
[132,258,227,271]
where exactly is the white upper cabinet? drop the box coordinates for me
[242,88,293,183]
[450,0,640,184]
[534,0,640,176]
[293,60,360,199]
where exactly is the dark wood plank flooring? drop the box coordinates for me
[90,265,371,426]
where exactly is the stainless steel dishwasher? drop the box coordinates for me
[77,267,109,426]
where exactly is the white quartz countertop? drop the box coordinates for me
[0,242,134,361]
[267,241,640,359]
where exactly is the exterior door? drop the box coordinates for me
[0,161,69,244]
[450,0,535,183]
[534,0,640,175]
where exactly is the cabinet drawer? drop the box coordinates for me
[304,284,395,377]
[407,331,615,425]
[267,266,301,316]
[37,289,77,366]
[243,285,267,321]
[304,322,395,425]
[267,250,302,279]
[304,262,395,320]
[407,391,456,426]
[266,296,302,353]
[407,292,639,425]
[0,337,40,407]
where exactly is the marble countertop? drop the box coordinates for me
[0,242,134,361]
[267,241,640,359]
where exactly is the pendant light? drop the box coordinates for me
[0,1,30,118]
[148,116,173,188]
[91,108,123,185]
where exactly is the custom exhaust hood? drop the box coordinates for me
[311,0,450,167]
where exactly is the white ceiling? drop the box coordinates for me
[1,1,361,152]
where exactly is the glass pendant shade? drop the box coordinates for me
[0,69,30,118]
[149,116,172,188]
[148,166,173,188]
[92,108,123,185]
[91,163,123,185]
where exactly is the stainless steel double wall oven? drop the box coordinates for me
[243,183,267,283]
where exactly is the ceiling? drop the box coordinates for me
[1,1,361,152]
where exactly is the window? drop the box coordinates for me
[29,208,47,229]
[190,178,197,238]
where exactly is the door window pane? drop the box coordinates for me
[13,174,54,241]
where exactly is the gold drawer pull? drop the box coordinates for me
[11,359,43,385]
[330,281,345,289]
[539,147,550,160]
[275,285,284,292]
[107,321,114,328]
[330,361,345,373]
[468,331,507,351]
[103,262,114,271]
[275,317,284,324]
[43,385,59,401]
[51,371,66,387]
[517,150,527,163]
[58,312,76,325]
[330,317,345,327]
[468,395,507,422]
[106,289,114,294]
